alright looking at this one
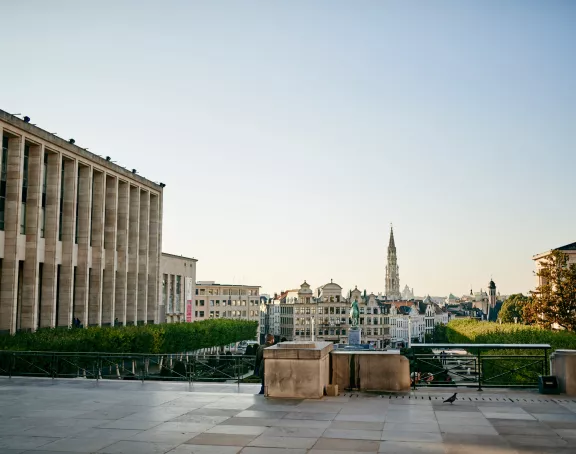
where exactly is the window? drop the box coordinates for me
[199,300,205,306]
[199,311,204,317]
[58,163,64,240]
[41,153,47,238]
[19,145,30,234]
[0,136,8,231]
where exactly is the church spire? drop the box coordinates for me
[385,224,400,300]
[389,224,395,249]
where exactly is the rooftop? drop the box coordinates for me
[161,252,198,262]
[0,109,163,191]
[196,281,261,288]
[2,378,575,453]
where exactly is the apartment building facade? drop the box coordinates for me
[160,253,197,323]
[194,281,260,338]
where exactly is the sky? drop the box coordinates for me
[2,1,575,298]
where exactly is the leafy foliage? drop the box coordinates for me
[0,320,258,354]
[446,318,576,351]
[498,294,531,324]
[526,250,576,331]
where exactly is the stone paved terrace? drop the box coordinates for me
[2,378,576,453]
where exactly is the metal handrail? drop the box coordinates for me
[409,344,551,390]
[0,351,258,385]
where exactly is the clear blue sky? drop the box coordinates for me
[3,1,575,297]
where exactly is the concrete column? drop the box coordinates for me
[114,181,129,325]
[126,186,140,324]
[21,142,43,331]
[102,175,118,326]
[147,193,160,324]
[0,134,23,334]
[57,158,77,327]
[137,190,149,323]
[74,165,92,326]
[40,151,62,328]
[88,170,105,326]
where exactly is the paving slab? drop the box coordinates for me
[185,433,256,446]
[247,435,318,448]
[378,441,447,453]
[312,437,381,452]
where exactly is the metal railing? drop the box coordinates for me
[409,343,551,390]
[0,351,257,384]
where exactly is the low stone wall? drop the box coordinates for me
[331,350,410,392]
[264,341,333,399]
[550,349,576,396]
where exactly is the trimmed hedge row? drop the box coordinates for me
[0,319,258,353]
[446,319,576,352]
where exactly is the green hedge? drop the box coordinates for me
[446,319,576,351]
[0,319,258,354]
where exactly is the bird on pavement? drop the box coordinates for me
[443,393,457,404]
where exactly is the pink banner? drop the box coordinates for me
[186,303,192,322]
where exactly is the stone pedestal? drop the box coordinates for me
[264,341,333,399]
[349,327,361,345]
[331,350,410,392]
[550,350,576,396]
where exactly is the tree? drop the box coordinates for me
[498,294,530,323]
[527,251,576,331]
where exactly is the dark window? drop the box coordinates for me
[59,162,64,241]
[41,153,47,237]
[20,145,29,234]
[0,135,8,230]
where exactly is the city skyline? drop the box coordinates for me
[2,1,575,297]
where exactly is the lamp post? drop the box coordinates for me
[408,316,412,349]
[311,317,315,342]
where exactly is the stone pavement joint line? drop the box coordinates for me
[2,378,576,453]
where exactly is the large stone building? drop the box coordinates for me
[0,110,163,333]
[385,226,401,300]
[194,281,260,338]
[533,241,576,288]
[160,253,197,323]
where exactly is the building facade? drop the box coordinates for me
[160,253,197,323]
[194,281,260,339]
[0,110,163,333]
[533,241,576,288]
[385,227,401,300]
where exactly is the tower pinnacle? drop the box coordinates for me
[385,225,400,300]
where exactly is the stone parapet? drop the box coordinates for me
[264,341,333,399]
[331,350,410,392]
[550,349,576,396]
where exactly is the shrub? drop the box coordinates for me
[0,320,258,354]
[446,319,576,351]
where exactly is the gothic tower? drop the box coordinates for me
[385,226,401,300]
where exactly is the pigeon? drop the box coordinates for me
[443,393,457,404]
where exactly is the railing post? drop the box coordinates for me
[477,348,482,392]
[9,353,13,379]
[412,348,416,391]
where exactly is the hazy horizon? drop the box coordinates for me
[2,1,575,298]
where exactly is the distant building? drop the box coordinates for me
[160,253,197,323]
[194,282,260,336]
[268,279,451,349]
[533,241,576,288]
[401,285,414,300]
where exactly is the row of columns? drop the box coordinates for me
[0,128,162,334]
